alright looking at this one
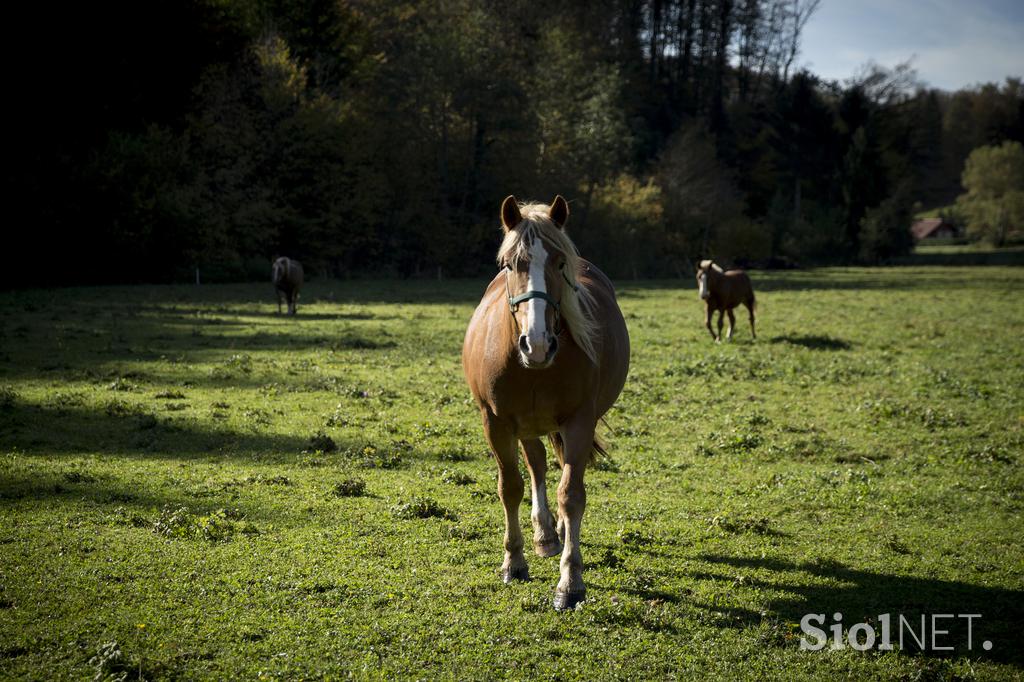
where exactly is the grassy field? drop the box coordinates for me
[901,244,1024,267]
[1,267,1023,680]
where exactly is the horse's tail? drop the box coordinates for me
[548,432,566,467]
[547,431,605,468]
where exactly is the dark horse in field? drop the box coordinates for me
[463,196,630,610]
[272,257,304,315]
[697,259,756,341]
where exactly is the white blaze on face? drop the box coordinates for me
[523,238,550,362]
[698,271,709,299]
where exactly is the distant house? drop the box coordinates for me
[910,218,958,241]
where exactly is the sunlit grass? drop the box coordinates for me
[1,268,1022,679]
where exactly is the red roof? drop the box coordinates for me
[911,218,950,240]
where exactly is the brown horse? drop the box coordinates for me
[463,195,630,611]
[272,257,304,315]
[696,259,756,341]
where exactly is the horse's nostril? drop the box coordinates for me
[518,335,530,354]
[548,336,558,356]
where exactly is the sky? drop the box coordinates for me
[799,0,1024,91]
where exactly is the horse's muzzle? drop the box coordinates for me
[518,333,558,369]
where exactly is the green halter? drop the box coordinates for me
[508,289,561,314]
[504,263,579,336]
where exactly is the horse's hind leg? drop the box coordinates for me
[521,439,561,558]
[726,308,736,341]
[483,412,528,583]
[553,413,594,610]
[744,299,756,339]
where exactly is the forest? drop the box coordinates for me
[9,0,1024,285]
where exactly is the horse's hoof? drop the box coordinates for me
[553,589,586,611]
[501,565,529,584]
[534,539,563,558]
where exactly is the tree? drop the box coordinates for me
[583,175,667,278]
[956,141,1024,245]
[658,124,745,257]
[7,0,1023,287]
[835,87,884,252]
[858,182,914,261]
[529,24,634,223]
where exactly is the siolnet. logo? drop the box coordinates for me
[800,612,992,652]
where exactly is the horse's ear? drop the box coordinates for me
[549,195,569,229]
[501,196,522,232]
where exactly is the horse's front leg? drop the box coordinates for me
[553,413,594,610]
[277,290,284,314]
[716,310,724,343]
[704,305,717,341]
[726,308,736,340]
[521,438,561,557]
[483,412,528,583]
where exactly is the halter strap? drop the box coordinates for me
[503,264,579,337]
[508,289,560,314]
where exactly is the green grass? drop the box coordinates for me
[901,244,1024,267]
[1,267,1022,680]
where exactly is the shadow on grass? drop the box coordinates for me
[0,466,343,530]
[126,304,392,322]
[220,310,383,321]
[141,325,399,352]
[769,334,852,351]
[0,400,453,469]
[0,468,206,511]
[0,314,402,381]
[0,401,314,461]
[117,279,489,306]
[690,554,1024,666]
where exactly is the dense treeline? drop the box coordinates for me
[9,0,1024,285]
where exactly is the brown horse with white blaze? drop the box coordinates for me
[696,259,756,341]
[463,195,630,610]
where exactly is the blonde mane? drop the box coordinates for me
[699,259,724,273]
[497,203,600,364]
